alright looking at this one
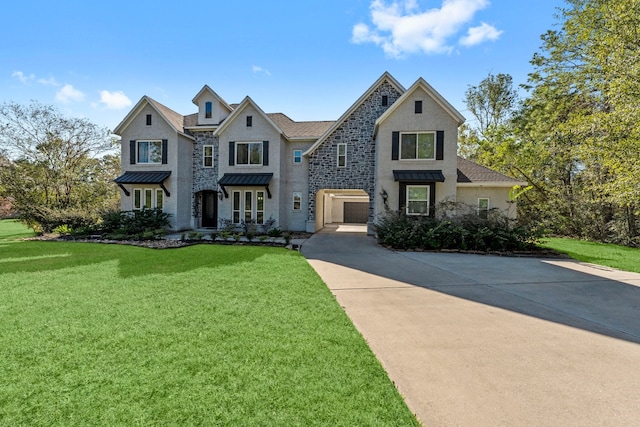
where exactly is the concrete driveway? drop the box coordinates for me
[301,226,640,426]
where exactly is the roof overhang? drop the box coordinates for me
[114,171,172,196]
[393,170,445,182]
[217,173,274,199]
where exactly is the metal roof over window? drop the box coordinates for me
[218,173,274,198]
[114,171,172,184]
[393,170,445,182]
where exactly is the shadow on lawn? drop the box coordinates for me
[0,240,284,278]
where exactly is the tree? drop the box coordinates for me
[0,101,119,231]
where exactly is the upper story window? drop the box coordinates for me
[236,142,263,166]
[415,100,423,113]
[382,95,388,106]
[205,102,212,119]
[293,149,302,164]
[203,145,213,167]
[146,114,152,125]
[138,140,163,164]
[246,115,253,127]
[400,132,435,160]
[337,143,347,168]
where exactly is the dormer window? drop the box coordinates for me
[205,102,212,119]
[146,114,152,125]
[246,115,253,127]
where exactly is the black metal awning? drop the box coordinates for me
[218,173,274,198]
[114,171,171,196]
[393,170,445,182]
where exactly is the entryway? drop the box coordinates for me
[314,189,370,231]
[201,190,218,228]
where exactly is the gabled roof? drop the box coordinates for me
[268,113,334,140]
[375,78,465,135]
[191,84,233,113]
[113,96,195,140]
[457,157,527,187]
[303,72,406,156]
[213,96,283,137]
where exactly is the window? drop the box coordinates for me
[337,143,347,168]
[232,190,265,224]
[236,142,263,166]
[415,100,423,113]
[232,191,241,223]
[132,188,164,211]
[203,145,213,167]
[382,95,388,106]
[406,185,430,216]
[146,114,152,125]
[246,115,253,127]
[293,149,302,164]
[400,132,435,160]
[137,140,162,164]
[292,192,302,211]
[205,102,212,119]
[478,198,490,219]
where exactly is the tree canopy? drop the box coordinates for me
[0,101,120,231]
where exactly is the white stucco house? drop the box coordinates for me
[113,72,525,233]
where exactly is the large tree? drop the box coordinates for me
[0,101,119,231]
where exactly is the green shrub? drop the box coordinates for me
[374,203,540,252]
[53,224,73,235]
[24,206,100,233]
[267,227,283,237]
[97,209,170,239]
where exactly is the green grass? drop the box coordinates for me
[0,220,418,426]
[540,237,640,273]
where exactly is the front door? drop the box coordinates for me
[202,191,218,228]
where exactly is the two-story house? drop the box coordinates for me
[114,72,524,233]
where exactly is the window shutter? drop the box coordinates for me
[391,132,399,160]
[263,141,269,166]
[229,141,235,166]
[162,139,168,164]
[436,131,444,160]
[129,140,136,164]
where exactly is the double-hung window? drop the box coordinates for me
[406,185,430,216]
[236,142,263,166]
[337,143,347,167]
[478,198,490,219]
[137,140,163,164]
[203,145,214,167]
[292,192,302,211]
[293,149,302,164]
[400,132,435,160]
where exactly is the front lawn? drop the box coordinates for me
[540,237,640,273]
[0,220,418,426]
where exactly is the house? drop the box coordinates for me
[114,72,525,233]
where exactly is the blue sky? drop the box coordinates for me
[1,0,564,131]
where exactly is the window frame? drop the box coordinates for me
[232,190,266,224]
[205,102,212,119]
[293,149,302,164]
[337,143,347,168]
[132,187,164,211]
[137,140,163,164]
[292,192,302,211]
[246,115,253,127]
[406,185,430,216]
[478,198,490,219]
[203,145,214,168]
[146,114,152,126]
[232,191,241,223]
[415,100,423,113]
[399,132,436,161]
[235,141,263,166]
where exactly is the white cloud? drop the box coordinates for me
[252,65,271,76]
[55,84,85,103]
[352,0,501,57]
[37,76,60,86]
[99,90,132,110]
[11,71,34,84]
[460,21,502,46]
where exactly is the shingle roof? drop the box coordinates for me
[268,113,334,139]
[457,157,523,184]
[114,171,172,184]
[146,98,186,134]
[183,113,198,128]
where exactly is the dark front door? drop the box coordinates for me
[202,191,218,228]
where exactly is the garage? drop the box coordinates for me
[314,189,370,230]
[344,202,369,223]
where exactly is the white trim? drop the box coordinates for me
[214,96,283,137]
[399,131,436,161]
[132,187,164,211]
[203,145,214,168]
[337,143,347,168]
[113,96,195,140]
[406,185,430,216]
[293,149,303,164]
[292,192,302,211]
[136,140,163,164]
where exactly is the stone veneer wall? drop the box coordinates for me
[191,131,219,221]
[307,80,402,223]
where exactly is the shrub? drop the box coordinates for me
[97,209,170,239]
[268,227,283,237]
[374,202,540,252]
[23,206,100,233]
